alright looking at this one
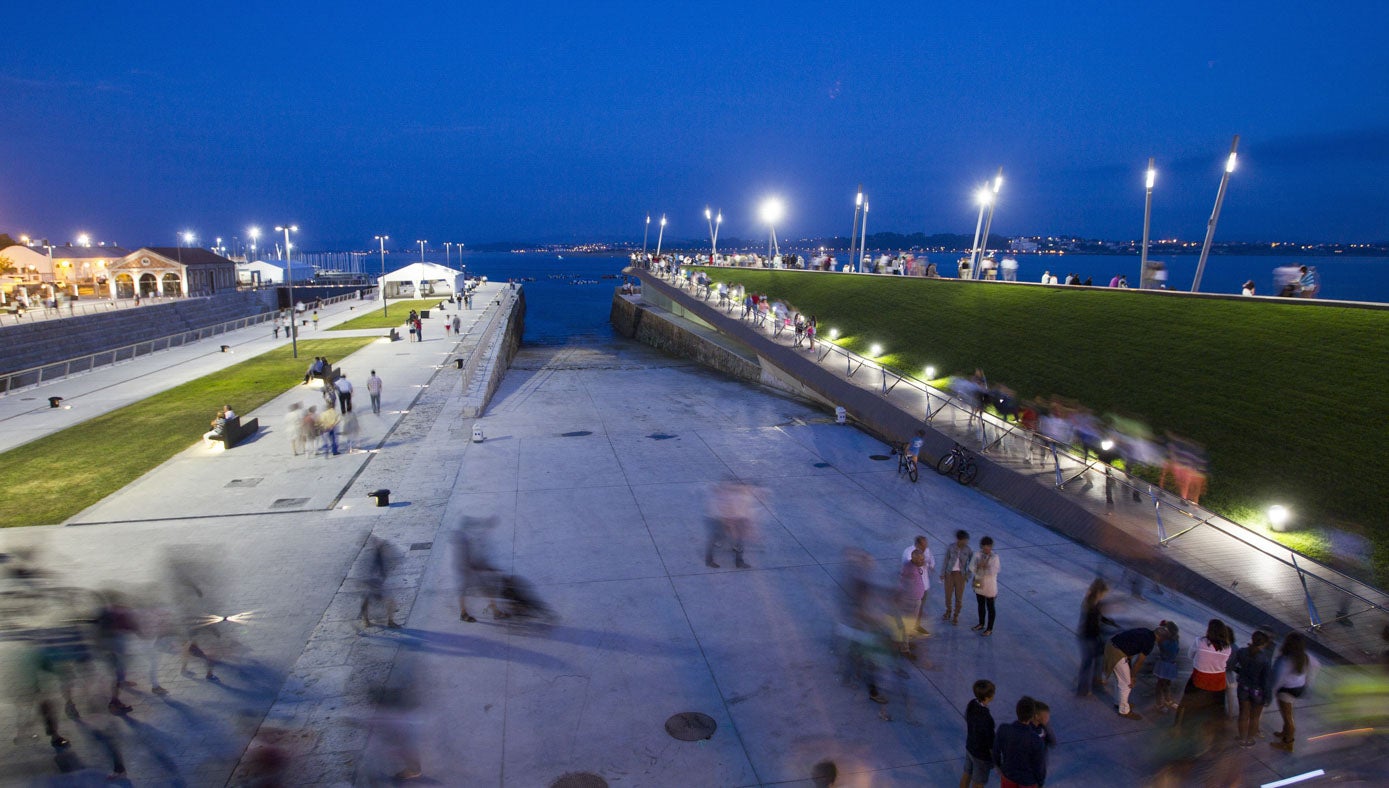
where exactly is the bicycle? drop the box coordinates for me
[896,443,920,482]
[935,442,979,486]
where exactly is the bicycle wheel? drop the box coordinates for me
[956,460,978,486]
[935,453,957,476]
[908,461,919,483]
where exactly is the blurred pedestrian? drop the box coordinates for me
[1175,618,1234,729]
[360,538,401,628]
[453,518,502,622]
[1153,619,1181,712]
[367,369,383,414]
[968,536,1000,636]
[1269,631,1319,752]
[339,410,360,453]
[896,548,927,655]
[317,403,341,456]
[960,679,996,788]
[706,480,756,569]
[1076,578,1114,696]
[452,315,461,335]
[900,535,934,637]
[285,402,306,455]
[941,530,972,625]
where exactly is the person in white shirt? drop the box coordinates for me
[367,370,383,415]
[900,535,936,637]
[334,373,354,413]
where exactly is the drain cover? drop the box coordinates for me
[665,711,717,741]
[560,430,593,437]
[225,478,263,488]
[813,462,831,468]
[409,542,433,551]
[648,433,677,440]
[550,773,607,788]
[270,497,310,509]
[869,454,891,461]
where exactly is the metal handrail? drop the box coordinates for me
[0,307,280,396]
[655,266,1389,624]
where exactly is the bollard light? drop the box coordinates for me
[828,328,839,340]
[1100,439,1114,452]
[1268,505,1291,531]
[925,365,936,380]
[869,343,883,357]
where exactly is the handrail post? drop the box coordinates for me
[1292,554,1324,629]
[1152,487,1169,544]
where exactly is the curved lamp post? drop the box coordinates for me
[275,225,299,357]
[760,197,784,262]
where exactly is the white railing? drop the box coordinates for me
[653,267,1389,647]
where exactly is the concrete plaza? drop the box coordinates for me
[0,318,1369,785]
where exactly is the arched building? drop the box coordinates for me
[108,247,237,298]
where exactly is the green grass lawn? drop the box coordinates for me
[690,267,1389,582]
[0,337,374,528]
[328,299,448,330]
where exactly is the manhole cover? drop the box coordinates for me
[21,397,36,401]
[813,462,831,468]
[270,497,310,509]
[550,773,607,788]
[409,542,433,551]
[665,711,717,741]
[869,454,892,461]
[225,478,263,488]
[560,430,593,437]
[648,433,677,440]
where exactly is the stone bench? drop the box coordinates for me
[213,416,259,448]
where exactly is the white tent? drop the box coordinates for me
[377,262,465,298]
[237,260,286,285]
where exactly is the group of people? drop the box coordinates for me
[286,364,384,456]
[200,404,237,446]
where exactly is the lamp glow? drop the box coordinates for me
[1268,505,1290,528]
[759,197,785,225]
[705,207,712,220]
[828,328,839,339]
[855,191,863,206]
[925,365,936,380]
[182,231,196,245]
[77,233,91,247]
[869,343,882,357]
[992,174,1003,193]
[1226,152,1238,173]
[976,187,994,206]
[1146,167,1157,189]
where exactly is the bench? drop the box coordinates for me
[213,416,259,448]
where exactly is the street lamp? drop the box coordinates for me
[248,226,261,259]
[976,168,1003,278]
[704,207,722,263]
[76,233,91,247]
[849,187,864,271]
[967,186,991,278]
[642,215,651,256]
[215,236,223,256]
[857,199,869,272]
[417,240,427,262]
[1191,135,1240,293]
[276,225,299,358]
[444,242,452,267]
[714,211,722,261]
[759,197,784,261]
[1139,158,1156,287]
[655,215,666,259]
[375,235,390,318]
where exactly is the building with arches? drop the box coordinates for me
[108,247,237,299]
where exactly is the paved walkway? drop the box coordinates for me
[643,268,1389,665]
[2,324,1378,785]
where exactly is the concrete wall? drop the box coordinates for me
[461,289,527,418]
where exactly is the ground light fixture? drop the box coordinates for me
[1267,505,1291,531]
[828,328,839,340]
[925,365,936,380]
[869,343,883,357]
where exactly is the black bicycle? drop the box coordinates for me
[896,443,920,482]
[935,442,979,486]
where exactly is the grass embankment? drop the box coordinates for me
[691,267,1389,583]
[329,299,446,330]
[0,337,374,527]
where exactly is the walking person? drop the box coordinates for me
[1105,624,1172,720]
[967,537,1000,636]
[1076,578,1115,696]
[311,310,319,330]
[317,402,341,456]
[960,679,996,788]
[452,315,461,335]
[896,548,928,655]
[941,530,973,626]
[334,373,354,413]
[285,402,305,456]
[360,538,401,629]
[1232,630,1273,747]
[367,370,383,414]
[1269,631,1319,752]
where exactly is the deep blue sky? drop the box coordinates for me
[3,1,1387,249]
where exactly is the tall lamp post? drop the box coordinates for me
[858,199,870,271]
[976,168,1003,278]
[248,226,261,260]
[276,225,299,358]
[967,186,990,278]
[1139,158,1156,287]
[375,235,390,318]
[655,215,666,259]
[416,240,427,262]
[1191,135,1239,293]
[444,242,452,268]
[760,197,784,262]
[713,211,721,261]
[849,187,863,272]
[642,215,651,256]
[704,207,722,263]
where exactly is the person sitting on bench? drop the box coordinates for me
[203,411,227,447]
[303,357,327,385]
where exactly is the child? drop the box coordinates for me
[960,679,995,788]
[1153,619,1181,712]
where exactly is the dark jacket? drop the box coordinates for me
[1233,645,1274,705]
[994,719,1048,786]
[965,699,995,759]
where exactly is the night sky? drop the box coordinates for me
[3,1,1387,249]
